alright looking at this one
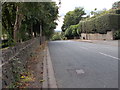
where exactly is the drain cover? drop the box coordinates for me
[76,69,85,74]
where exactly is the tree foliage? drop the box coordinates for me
[113,30,120,39]
[65,24,79,39]
[2,2,59,45]
[51,31,66,41]
[51,32,61,41]
[62,7,86,32]
[79,13,120,34]
[62,1,120,40]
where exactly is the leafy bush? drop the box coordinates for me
[113,30,120,39]
[65,27,73,37]
[60,32,67,40]
[51,32,61,41]
[79,13,120,34]
[65,24,79,39]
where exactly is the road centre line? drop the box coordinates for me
[80,46,119,60]
[99,52,120,60]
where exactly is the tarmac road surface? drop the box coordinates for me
[48,40,118,88]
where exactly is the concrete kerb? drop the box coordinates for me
[42,44,58,89]
[42,47,48,88]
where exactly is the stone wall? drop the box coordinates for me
[81,31,114,40]
[1,37,40,88]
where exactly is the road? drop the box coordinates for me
[48,40,118,88]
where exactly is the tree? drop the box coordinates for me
[65,24,79,39]
[62,7,86,32]
[90,8,98,16]
[71,24,79,36]
[2,2,59,45]
[2,3,17,45]
[65,27,73,38]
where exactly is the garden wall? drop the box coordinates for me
[1,37,40,88]
[81,31,113,40]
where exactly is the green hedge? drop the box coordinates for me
[51,33,61,41]
[65,24,79,38]
[79,14,120,34]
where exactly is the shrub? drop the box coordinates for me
[65,24,79,39]
[78,13,120,34]
[60,32,67,40]
[65,27,73,37]
[113,30,120,39]
[51,33,61,41]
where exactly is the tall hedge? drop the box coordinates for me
[79,14,120,34]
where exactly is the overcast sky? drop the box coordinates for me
[53,0,119,31]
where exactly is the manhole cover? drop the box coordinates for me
[76,69,85,74]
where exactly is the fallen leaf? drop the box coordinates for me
[21,76,25,79]
[40,80,45,82]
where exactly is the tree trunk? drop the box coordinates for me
[13,5,23,42]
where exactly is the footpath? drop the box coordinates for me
[14,43,45,88]
[18,42,57,89]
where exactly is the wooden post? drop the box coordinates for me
[40,24,42,45]
[31,23,33,38]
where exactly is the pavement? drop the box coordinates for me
[47,40,119,88]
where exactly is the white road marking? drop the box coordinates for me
[76,69,85,74]
[99,52,120,60]
[80,46,119,61]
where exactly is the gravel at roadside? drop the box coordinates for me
[18,43,47,88]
